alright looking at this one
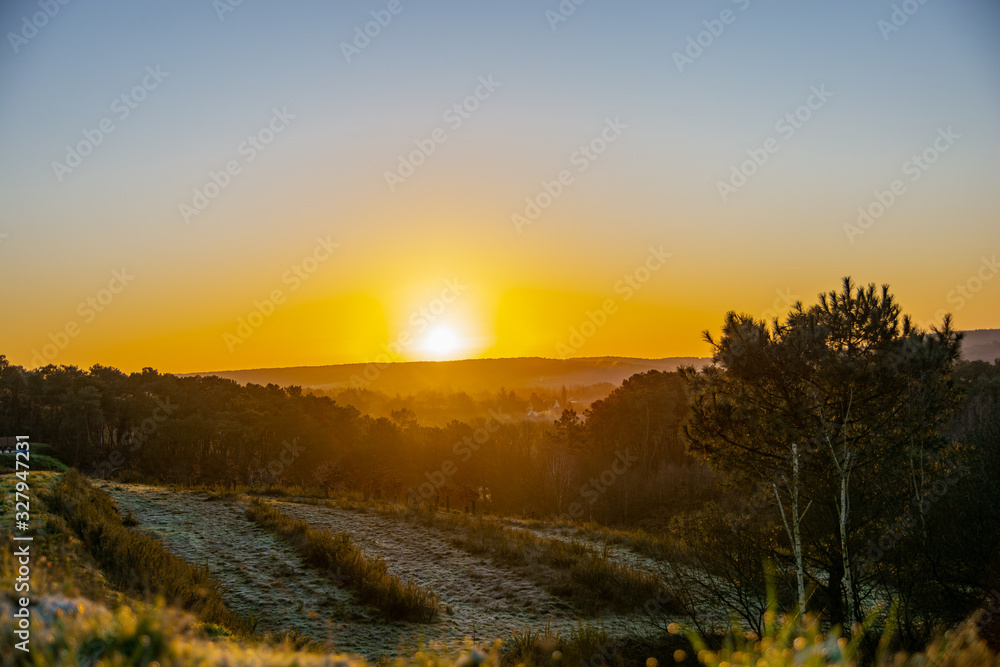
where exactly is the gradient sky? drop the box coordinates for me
[1,0,998,373]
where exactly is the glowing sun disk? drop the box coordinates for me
[425,327,458,357]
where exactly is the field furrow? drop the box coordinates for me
[96,483,655,659]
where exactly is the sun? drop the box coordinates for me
[424,327,459,358]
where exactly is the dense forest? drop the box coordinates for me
[308,382,618,427]
[2,279,999,651]
[0,354,698,522]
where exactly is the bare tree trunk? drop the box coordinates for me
[791,443,805,610]
[773,442,810,613]
[819,389,858,633]
[838,452,856,631]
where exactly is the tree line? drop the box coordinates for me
[0,354,697,521]
[2,277,998,649]
[666,278,1000,649]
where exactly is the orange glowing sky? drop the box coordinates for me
[1,2,998,373]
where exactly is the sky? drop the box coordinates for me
[1,0,998,373]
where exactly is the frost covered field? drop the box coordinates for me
[96,482,661,659]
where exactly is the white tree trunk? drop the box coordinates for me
[838,451,857,631]
[791,443,806,611]
[773,442,809,613]
[820,389,858,633]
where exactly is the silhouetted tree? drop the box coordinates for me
[682,278,962,632]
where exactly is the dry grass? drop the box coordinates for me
[263,489,674,616]
[0,592,376,667]
[406,509,673,616]
[3,473,998,665]
[2,587,995,666]
[503,622,627,666]
[45,470,251,633]
[245,498,439,622]
[1,472,117,606]
[515,517,672,562]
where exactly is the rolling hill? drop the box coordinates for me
[184,329,998,396]
[960,329,1000,363]
[182,356,708,395]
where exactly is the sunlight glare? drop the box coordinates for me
[424,327,459,358]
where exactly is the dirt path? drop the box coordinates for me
[493,517,664,578]
[494,517,741,629]
[267,499,582,644]
[97,484,353,641]
[97,483,654,659]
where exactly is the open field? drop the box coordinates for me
[95,481,667,659]
[3,471,999,664]
[94,482,351,639]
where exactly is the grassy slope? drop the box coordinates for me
[272,491,673,617]
[405,508,671,616]
[3,473,995,665]
[245,498,440,622]
[0,452,68,473]
[44,470,251,633]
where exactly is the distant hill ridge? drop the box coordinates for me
[184,329,998,394]
[960,329,1000,363]
[182,356,708,394]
